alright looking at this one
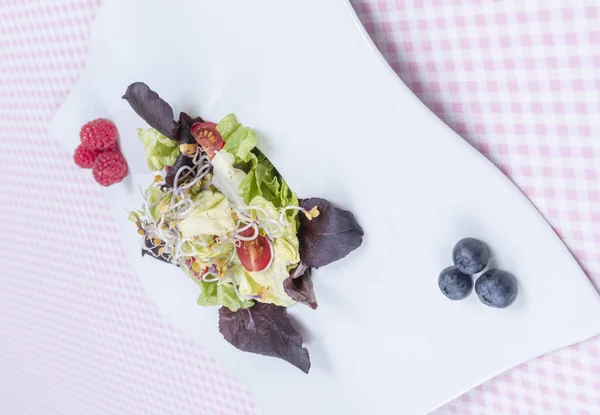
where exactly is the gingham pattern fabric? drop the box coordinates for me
[1,1,599,414]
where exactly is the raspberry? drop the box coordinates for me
[73,144,101,169]
[80,118,118,150]
[92,150,128,186]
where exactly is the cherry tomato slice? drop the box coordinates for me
[191,122,224,159]
[236,227,273,272]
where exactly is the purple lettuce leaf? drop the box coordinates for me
[177,111,203,145]
[141,236,172,264]
[298,197,363,268]
[283,264,318,310]
[122,82,179,139]
[218,303,311,373]
[164,112,203,187]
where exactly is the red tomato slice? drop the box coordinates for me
[191,122,224,159]
[236,227,273,272]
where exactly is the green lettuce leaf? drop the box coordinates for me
[137,127,179,171]
[145,187,171,222]
[217,114,258,167]
[216,114,298,217]
[178,189,237,238]
[196,279,253,312]
[211,150,247,206]
[240,153,299,213]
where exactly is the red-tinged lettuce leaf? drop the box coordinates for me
[218,303,311,373]
[299,197,364,268]
[123,82,179,139]
[283,264,318,310]
[178,111,203,145]
[164,151,195,188]
[164,112,203,187]
[141,236,173,264]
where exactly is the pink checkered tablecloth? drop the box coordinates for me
[1,1,600,414]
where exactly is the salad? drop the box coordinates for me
[124,82,363,372]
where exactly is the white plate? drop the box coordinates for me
[50,0,600,414]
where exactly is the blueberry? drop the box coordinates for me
[475,269,518,308]
[452,237,490,275]
[438,266,473,300]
